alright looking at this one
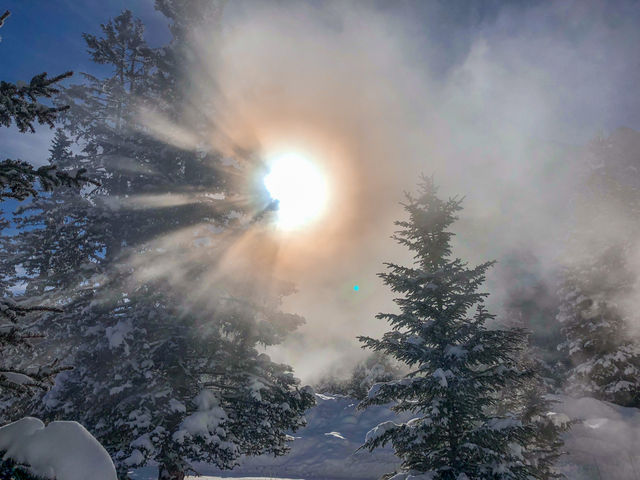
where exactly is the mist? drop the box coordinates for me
[134,0,640,382]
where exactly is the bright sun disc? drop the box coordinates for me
[264,152,328,230]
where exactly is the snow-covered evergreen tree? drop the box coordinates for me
[0,128,104,423]
[358,178,565,480]
[497,350,571,479]
[0,10,113,480]
[557,128,640,408]
[557,247,640,407]
[315,351,404,400]
[5,8,314,479]
[9,130,103,298]
[43,272,314,480]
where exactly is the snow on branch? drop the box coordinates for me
[0,70,73,133]
[0,159,99,201]
[0,300,68,395]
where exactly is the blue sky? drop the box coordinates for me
[0,0,170,166]
[1,0,169,82]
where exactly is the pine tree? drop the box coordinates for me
[10,130,103,297]
[557,128,640,407]
[557,247,640,407]
[358,178,565,480]
[315,351,404,400]
[43,269,314,480]
[7,9,314,479]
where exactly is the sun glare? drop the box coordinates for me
[263,152,328,230]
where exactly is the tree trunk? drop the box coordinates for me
[158,464,185,480]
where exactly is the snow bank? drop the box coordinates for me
[0,416,117,480]
[552,395,640,479]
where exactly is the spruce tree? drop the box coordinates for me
[7,8,314,479]
[43,269,314,480]
[315,351,404,400]
[358,178,565,480]
[557,247,640,407]
[557,129,640,407]
[10,129,103,299]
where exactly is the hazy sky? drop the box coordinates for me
[199,0,640,380]
[3,0,640,381]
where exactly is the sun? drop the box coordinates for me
[263,152,329,230]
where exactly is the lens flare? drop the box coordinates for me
[264,152,328,230]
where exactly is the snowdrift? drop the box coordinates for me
[0,417,117,480]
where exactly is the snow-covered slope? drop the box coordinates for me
[552,395,640,479]
[133,393,640,480]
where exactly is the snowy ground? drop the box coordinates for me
[185,478,303,480]
[552,395,640,479]
[133,393,640,480]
